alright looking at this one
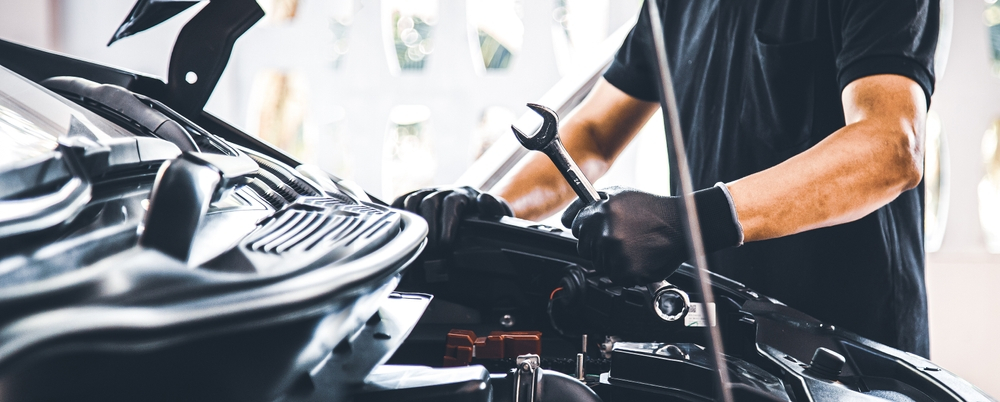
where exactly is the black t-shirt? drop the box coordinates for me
[604,0,938,357]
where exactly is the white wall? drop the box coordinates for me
[0,1,54,49]
[926,0,1000,396]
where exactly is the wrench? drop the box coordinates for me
[513,103,669,303]
[511,103,600,204]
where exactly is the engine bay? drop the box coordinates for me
[0,1,993,401]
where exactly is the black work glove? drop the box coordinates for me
[392,186,513,253]
[561,185,742,286]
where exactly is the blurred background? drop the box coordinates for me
[0,0,998,396]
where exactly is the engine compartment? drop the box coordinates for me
[0,1,993,400]
[391,216,988,402]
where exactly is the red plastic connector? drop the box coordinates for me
[444,329,542,367]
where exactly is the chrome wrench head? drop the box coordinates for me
[511,103,560,151]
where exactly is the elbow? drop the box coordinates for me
[889,124,924,192]
[841,74,929,193]
[900,158,923,191]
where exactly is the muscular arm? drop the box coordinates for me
[496,72,925,246]
[728,74,927,241]
[493,78,659,220]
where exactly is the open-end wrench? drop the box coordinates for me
[511,103,600,204]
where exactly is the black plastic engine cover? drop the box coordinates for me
[608,342,788,402]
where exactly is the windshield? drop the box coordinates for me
[0,65,141,175]
[0,101,58,172]
[0,65,154,204]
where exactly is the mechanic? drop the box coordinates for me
[394,0,938,357]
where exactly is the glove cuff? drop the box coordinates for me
[713,182,744,246]
[692,184,744,252]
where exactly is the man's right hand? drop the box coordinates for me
[392,186,513,253]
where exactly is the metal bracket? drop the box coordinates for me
[513,354,541,402]
[107,0,264,119]
[165,0,264,118]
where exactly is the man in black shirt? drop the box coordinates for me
[396,0,938,357]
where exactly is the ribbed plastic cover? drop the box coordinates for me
[246,197,396,255]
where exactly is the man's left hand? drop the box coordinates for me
[562,185,743,286]
[562,187,690,285]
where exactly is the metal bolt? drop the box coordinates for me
[500,314,515,328]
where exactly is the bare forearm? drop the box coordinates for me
[728,75,926,242]
[494,122,614,220]
[728,122,922,241]
[493,79,659,220]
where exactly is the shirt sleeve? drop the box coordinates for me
[836,0,939,105]
[603,1,660,102]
